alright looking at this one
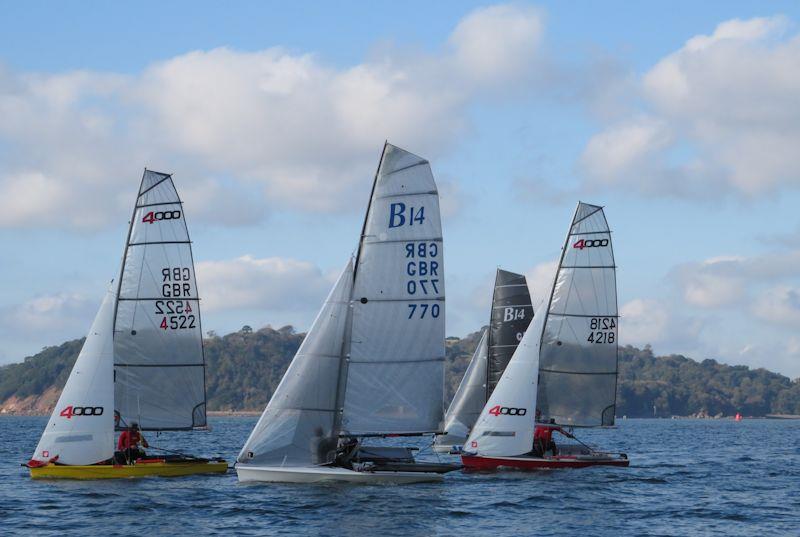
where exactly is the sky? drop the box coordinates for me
[2,1,800,378]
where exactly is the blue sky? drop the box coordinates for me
[2,2,800,377]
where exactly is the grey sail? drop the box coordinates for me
[113,170,207,431]
[340,143,445,435]
[435,329,488,448]
[536,202,618,427]
[237,261,354,466]
[487,269,534,397]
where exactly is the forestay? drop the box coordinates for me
[341,143,445,435]
[536,202,618,427]
[237,261,354,466]
[31,290,116,465]
[435,330,488,448]
[113,170,207,431]
[487,269,534,397]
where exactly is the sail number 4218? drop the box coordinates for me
[588,317,616,344]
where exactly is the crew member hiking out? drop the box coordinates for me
[116,422,149,464]
[533,418,573,457]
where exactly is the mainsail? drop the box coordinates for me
[536,202,618,427]
[435,330,488,448]
[341,143,445,435]
[487,269,534,396]
[238,143,446,467]
[113,170,207,431]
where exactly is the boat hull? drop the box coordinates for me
[461,454,629,470]
[236,465,444,484]
[29,461,228,479]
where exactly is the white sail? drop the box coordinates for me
[341,143,445,435]
[237,260,353,466]
[536,202,618,426]
[31,290,116,465]
[435,329,488,448]
[464,303,546,456]
[113,170,207,431]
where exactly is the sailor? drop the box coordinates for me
[533,418,573,457]
[116,422,149,463]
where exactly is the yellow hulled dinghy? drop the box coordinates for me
[26,170,226,478]
[29,458,228,480]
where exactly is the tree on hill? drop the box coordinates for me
[1,327,800,417]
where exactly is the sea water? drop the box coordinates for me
[1,417,797,536]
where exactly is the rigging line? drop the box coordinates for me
[383,159,429,177]
[135,201,184,209]
[361,237,443,245]
[539,368,616,375]
[373,191,437,201]
[572,205,603,226]
[128,241,192,246]
[137,173,172,198]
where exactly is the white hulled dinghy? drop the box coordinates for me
[462,202,629,470]
[26,170,227,479]
[236,143,460,484]
[434,269,533,453]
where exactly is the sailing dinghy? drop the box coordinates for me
[26,170,227,479]
[434,269,533,453]
[236,143,461,484]
[462,202,629,470]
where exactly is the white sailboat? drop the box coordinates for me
[462,202,629,470]
[434,269,533,453]
[236,143,460,484]
[26,170,227,479]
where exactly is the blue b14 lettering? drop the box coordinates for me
[389,203,425,228]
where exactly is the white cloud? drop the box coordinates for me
[449,4,543,86]
[196,255,335,313]
[620,298,670,345]
[0,292,98,341]
[582,15,800,199]
[752,285,800,326]
[525,259,558,307]
[0,4,546,230]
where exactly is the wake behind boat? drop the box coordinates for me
[26,170,226,479]
[462,202,629,471]
[236,143,460,484]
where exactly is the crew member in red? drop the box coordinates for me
[533,417,573,457]
[116,422,149,463]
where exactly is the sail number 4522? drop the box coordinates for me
[588,317,616,344]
